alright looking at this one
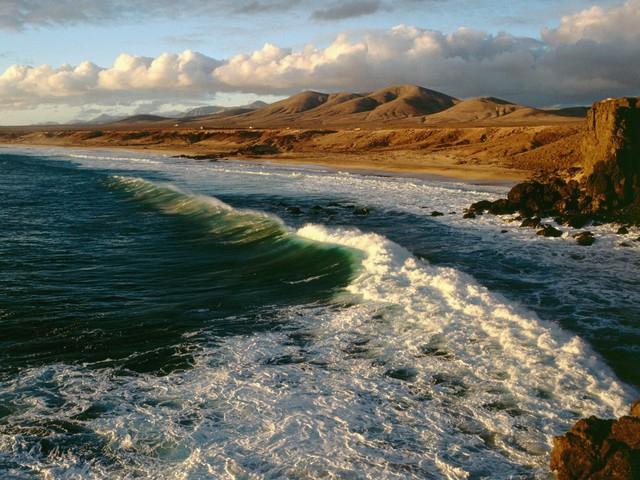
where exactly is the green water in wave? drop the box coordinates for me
[0,156,359,374]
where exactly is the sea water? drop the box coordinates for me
[0,148,638,479]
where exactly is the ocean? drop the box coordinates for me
[0,148,638,479]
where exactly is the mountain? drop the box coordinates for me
[111,114,170,124]
[421,96,586,125]
[422,97,525,124]
[186,84,460,127]
[543,106,589,118]
[74,85,584,129]
[182,100,270,118]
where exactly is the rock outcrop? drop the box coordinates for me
[582,98,640,218]
[550,400,640,480]
[466,97,640,227]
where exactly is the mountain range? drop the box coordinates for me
[75,85,588,128]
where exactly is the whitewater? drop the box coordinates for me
[0,148,638,479]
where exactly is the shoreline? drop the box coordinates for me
[0,141,527,185]
[0,122,586,185]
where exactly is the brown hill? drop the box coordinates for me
[421,97,583,126]
[175,85,583,128]
[423,97,526,124]
[186,84,459,127]
[364,85,458,120]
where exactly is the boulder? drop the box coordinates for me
[488,198,516,215]
[353,206,370,216]
[537,225,563,237]
[521,217,542,228]
[550,402,640,480]
[574,231,595,246]
[468,200,493,214]
[430,211,444,217]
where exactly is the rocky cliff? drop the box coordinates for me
[466,97,640,233]
[582,98,640,217]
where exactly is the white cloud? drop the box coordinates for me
[0,0,639,116]
[542,0,640,45]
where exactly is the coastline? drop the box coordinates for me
[0,140,530,184]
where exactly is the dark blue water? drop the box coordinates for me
[0,151,637,479]
[0,154,357,375]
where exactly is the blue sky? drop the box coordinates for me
[0,1,610,69]
[0,0,637,124]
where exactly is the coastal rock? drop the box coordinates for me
[507,180,563,216]
[582,98,640,215]
[550,402,640,480]
[618,226,630,235]
[521,217,542,228]
[488,198,516,215]
[537,225,563,237]
[353,206,370,216]
[430,211,444,217]
[466,97,640,226]
[574,231,595,246]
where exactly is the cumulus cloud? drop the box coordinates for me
[542,0,640,45]
[1,0,639,112]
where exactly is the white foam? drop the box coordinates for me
[2,147,638,479]
[1,223,634,479]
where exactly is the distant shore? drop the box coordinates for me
[0,121,584,183]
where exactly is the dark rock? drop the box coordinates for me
[463,212,476,219]
[507,180,562,216]
[565,215,592,229]
[468,200,493,214]
[385,367,418,382]
[537,225,563,237]
[574,231,596,246]
[501,229,508,233]
[611,417,640,449]
[618,226,630,235]
[430,211,444,217]
[551,408,640,480]
[489,198,516,215]
[286,206,303,215]
[353,206,370,216]
[520,217,542,228]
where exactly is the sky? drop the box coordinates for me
[0,0,638,124]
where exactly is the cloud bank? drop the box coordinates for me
[1,0,638,112]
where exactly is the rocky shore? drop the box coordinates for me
[550,401,640,479]
[465,97,640,244]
